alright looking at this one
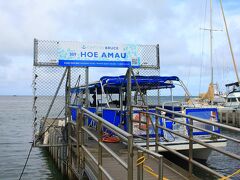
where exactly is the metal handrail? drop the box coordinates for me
[79,107,133,180]
[131,106,157,150]
[69,106,164,180]
[156,123,240,160]
[132,105,240,178]
[132,105,240,142]
[153,112,240,143]
[156,107,240,132]
[162,101,182,109]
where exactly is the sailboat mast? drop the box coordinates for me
[210,0,213,84]
[219,0,240,84]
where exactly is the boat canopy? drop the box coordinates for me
[71,75,180,94]
[225,82,239,87]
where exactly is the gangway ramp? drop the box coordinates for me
[40,106,240,180]
[65,107,198,180]
[80,138,192,180]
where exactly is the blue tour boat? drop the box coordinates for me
[70,75,226,160]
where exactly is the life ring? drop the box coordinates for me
[102,135,120,143]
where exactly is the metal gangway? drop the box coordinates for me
[67,106,168,180]
[57,105,240,180]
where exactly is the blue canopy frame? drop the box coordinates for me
[71,75,180,94]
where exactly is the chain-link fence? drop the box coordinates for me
[133,68,161,105]
[32,66,86,141]
[32,39,160,142]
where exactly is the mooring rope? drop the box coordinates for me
[18,142,33,180]
[219,169,240,180]
[136,155,168,180]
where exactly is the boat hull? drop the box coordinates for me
[137,138,227,161]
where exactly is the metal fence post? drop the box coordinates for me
[67,122,72,179]
[158,156,163,180]
[137,151,143,180]
[155,115,159,153]
[66,67,72,178]
[79,110,85,170]
[129,105,133,134]
[127,68,132,134]
[76,108,80,173]
[189,118,193,176]
[85,67,89,144]
[146,107,150,150]
[85,67,89,108]
[128,135,133,180]
[98,121,103,180]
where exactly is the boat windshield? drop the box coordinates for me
[227,98,237,102]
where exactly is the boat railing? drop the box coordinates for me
[131,105,154,150]
[131,105,240,179]
[161,101,183,109]
[68,105,164,180]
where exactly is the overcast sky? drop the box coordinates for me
[0,0,239,95]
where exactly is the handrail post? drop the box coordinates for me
[137,151,143,180]
[130,104,133,134]
[76,108,80,173]
[158,156,163,180]
[79,110,85,170]
[130,105,133,134]
[155,115,159,153]
[127,68,132,134]
[98,120,103,180]
[146,107,150,150]
[67,113,72,178]
[189,118,193,177]
[128,135,133,180]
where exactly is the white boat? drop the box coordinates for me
[225,82,240,108]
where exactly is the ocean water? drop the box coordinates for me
[206,128,240,179]
[0,96,239,179]
[0,96,66,180]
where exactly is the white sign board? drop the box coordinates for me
[58,42,141,67]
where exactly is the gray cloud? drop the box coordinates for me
[0,55,12,66]
[0,0,239,95]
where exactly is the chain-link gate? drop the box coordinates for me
[32,39,160,145]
